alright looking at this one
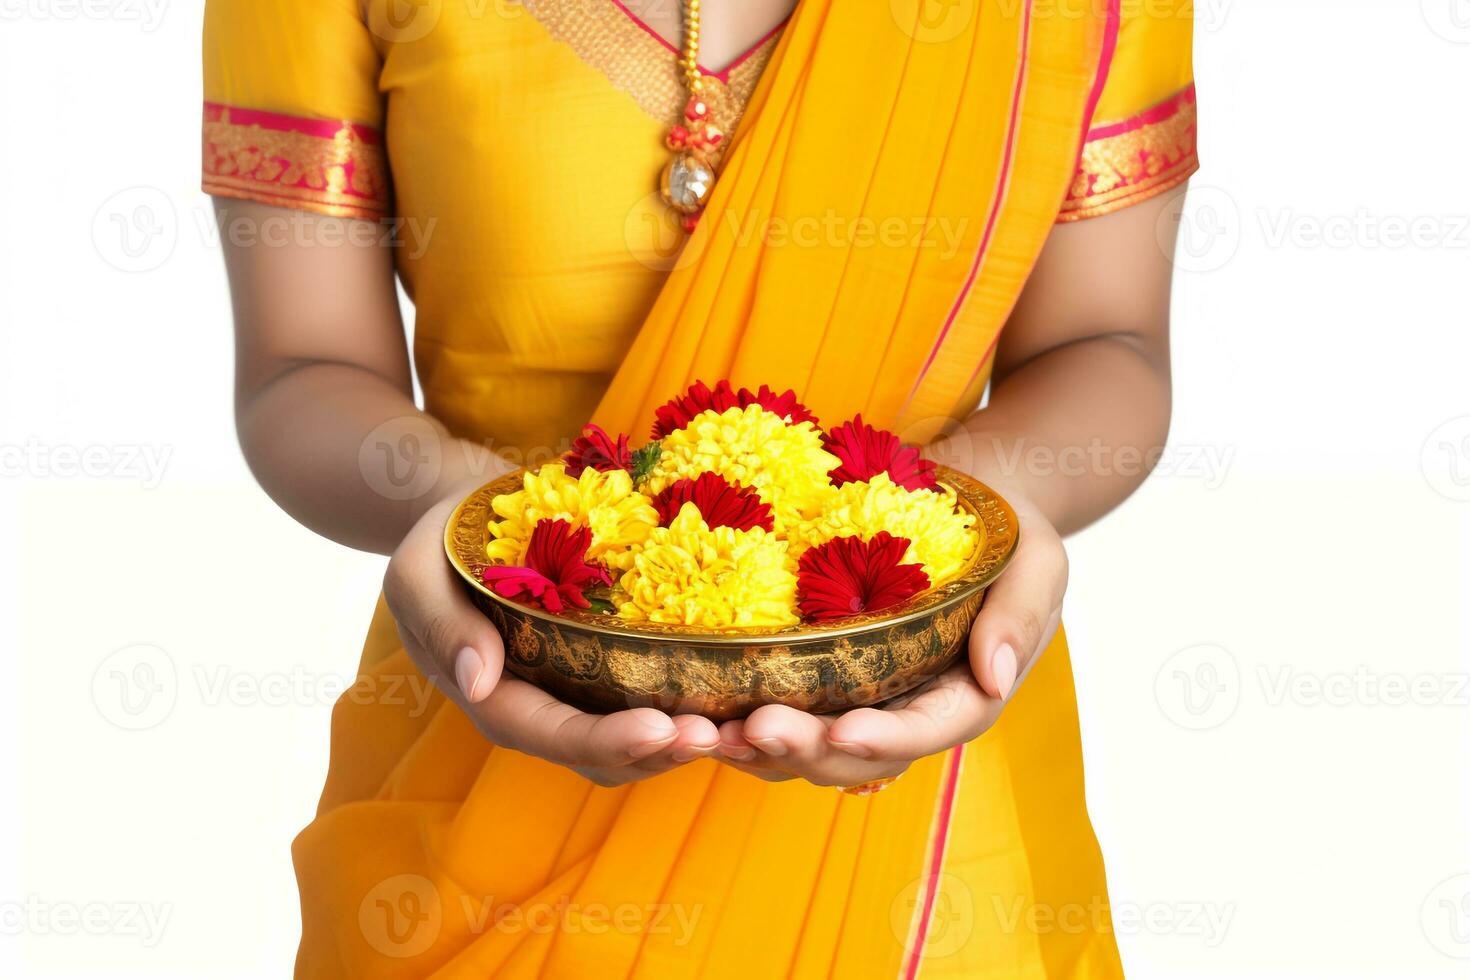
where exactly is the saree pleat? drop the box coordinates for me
[899,3,1109,437]
[658,773,833,974]
[433,860,597,977]
[799,2,984,407]
[758,17,924,394]
[381,700,489,802]
[313,646,455,811]
[785,795,864,979]
[842,24,978,418]
[543,764,720,975]
[890,1,1036,432]
[628,768,769,976]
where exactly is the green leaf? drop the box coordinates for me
[631,441,663,483]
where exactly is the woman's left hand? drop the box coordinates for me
[716,491,1067,787]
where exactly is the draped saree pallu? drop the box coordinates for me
[203,0,1198,975]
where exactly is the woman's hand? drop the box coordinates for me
[384,492,722,787]
[715,491,1067,787]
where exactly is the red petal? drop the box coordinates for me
[482,565,565,613]
[861,532,932,609]
[736,384,820,429]
[651,380,820,438]
[565,424,633,477]
[650,381,740,439]
[822,414,938,491]
[797,532,930,621]
[650,472,775,531]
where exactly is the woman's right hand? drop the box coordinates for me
[383,492,722,786]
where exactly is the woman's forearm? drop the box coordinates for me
[943,335,1171,537]
[237,359,508,554]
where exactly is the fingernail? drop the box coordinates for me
[719,743,758,762]
[992,643,1018,699]
[628,735,676,761]
[455,647,485,702]
[829,740,872,759]
[672,744,716,763]
[747,737,787,757]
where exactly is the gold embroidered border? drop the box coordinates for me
[519,0,778,148]
[202,104,391,220]
[1058,86,1199,222]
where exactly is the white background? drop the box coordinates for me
[2,0,1468,976]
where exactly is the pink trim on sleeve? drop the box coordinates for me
[1058,84,1198,222]
[201,102,391,220]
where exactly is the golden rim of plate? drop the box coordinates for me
[445,463,1019,647]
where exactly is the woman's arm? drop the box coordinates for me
[217,199,500,554]
[715,191,1184,784]
[215,199,722,784]
[943,193,1177,535]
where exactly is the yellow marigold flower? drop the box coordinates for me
[485,463,659,565]
[789,473,982,586]
[616,504,799,628]
[644,405,841,531]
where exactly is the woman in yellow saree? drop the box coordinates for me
[205,0,1198,975]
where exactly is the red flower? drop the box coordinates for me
[740,385,820,429]
[565,424,633,477]
[797,532,930,621]
[651,380,820,438]
[822,415,939,491]
[650,472,775,531]
[482,519,611,613]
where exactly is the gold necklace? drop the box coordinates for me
[659,0,724,233]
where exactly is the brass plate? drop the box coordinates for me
[445,465,1019,721]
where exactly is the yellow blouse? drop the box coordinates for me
[204,2,1197,977]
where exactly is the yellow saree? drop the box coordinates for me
[204,0,1197,975]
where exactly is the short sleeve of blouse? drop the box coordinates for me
[202,0,390,220]
[1057,2,1199,222]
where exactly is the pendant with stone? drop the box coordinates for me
[660,96,724,232]
[661,153,715,216]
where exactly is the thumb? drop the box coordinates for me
[968,519,1067,700]
[384,501,506,704]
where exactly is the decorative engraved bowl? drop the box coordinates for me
[445,466,1019,721]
